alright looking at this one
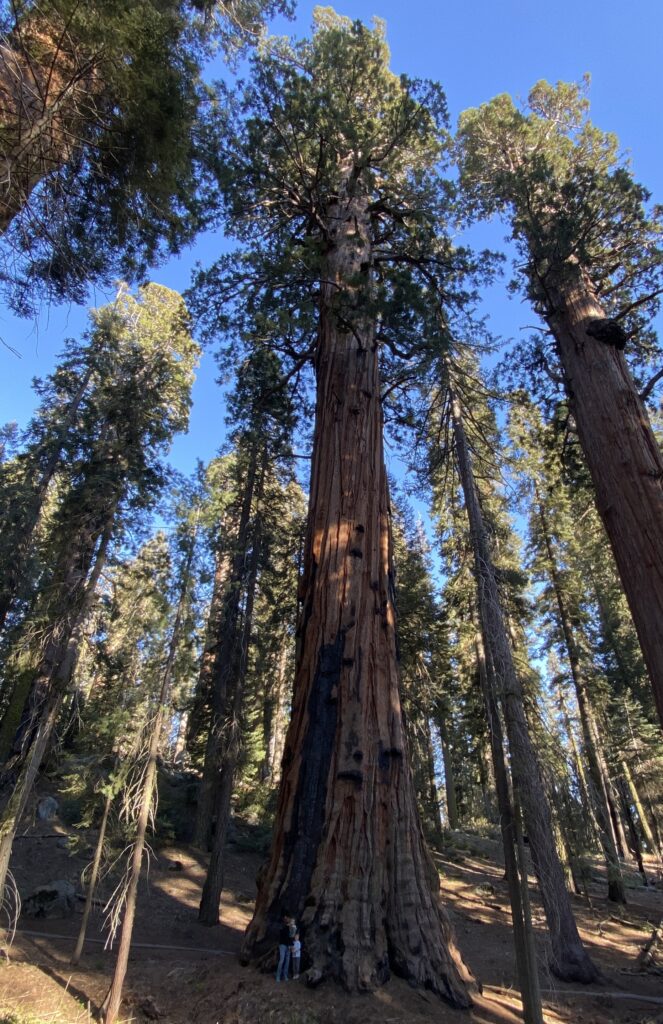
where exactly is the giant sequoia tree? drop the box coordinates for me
[193,10,473,1003]
[457,81,663,728]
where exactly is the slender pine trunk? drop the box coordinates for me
[198,521,262,924]
[473,623,543,1024]
[451,390,599,983]
[535,495,625,902]
[186,548,229,757]
[193,452,258,850]
[622,759,662,865]
[617,778,647,885]
[436,712,459,830]
[262,640,289,783]
[102,532,195,1024]
[421,717,443,845]
[0,519,112,896]
[71,788,113,965]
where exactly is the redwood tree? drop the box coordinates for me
[457,81,663,728]
[194,10,473,1002]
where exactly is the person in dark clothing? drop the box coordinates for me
[275,913,294,981]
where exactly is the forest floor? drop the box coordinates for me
[0,791,662,1024]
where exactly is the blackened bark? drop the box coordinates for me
[241,186,472,1006]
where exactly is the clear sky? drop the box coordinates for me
[1,0,661,480]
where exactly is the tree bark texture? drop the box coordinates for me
[543,266,663,729]
[474,624,543,1024]
[535,495,626,903]
[193,453,258,851]
[102,533,195,1024]
[451,392,600,984]
[241,190,472,1005]
[0,21,100,232]
[0,517,111,895]
[198,517,262,924]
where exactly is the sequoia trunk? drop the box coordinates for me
[241,187,472,1005]
[544,267,663,728]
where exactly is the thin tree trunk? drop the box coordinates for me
[543,265,663,728]
[556,683,601,851]
[436,709,459,830]
[535,495,626,902]
[474,624,543,1024]
[0,518,111,896]
[186,548,229,757]
[198,522,262,924]
[193,452,258,850]
[422,717,443,845]
[71,788,112,965]
[0,367,92,634]
[241,186,473,1004]
[262,640,289,783]
[102,530,195,1024]
[622,759,662,864]
[451,390,599,983]
[607,782,628,861]
[617,778,647,886]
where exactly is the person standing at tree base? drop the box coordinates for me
[291,931,301,980]
[275,913,294,981]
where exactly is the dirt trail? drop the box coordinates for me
[1,818,662,1024]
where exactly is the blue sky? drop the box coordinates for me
[1,0,661,480]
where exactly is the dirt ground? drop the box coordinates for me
[1,806,662,1024]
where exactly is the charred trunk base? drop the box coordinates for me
[548,944,603,985]
[607,871,627,905]
[242,771,474,1007]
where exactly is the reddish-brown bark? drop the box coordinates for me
[543,266,663,729]
[241,187,472,1005]
[0,20,99,231]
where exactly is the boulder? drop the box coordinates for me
[36,796,59,821]
[22,880,76,919]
